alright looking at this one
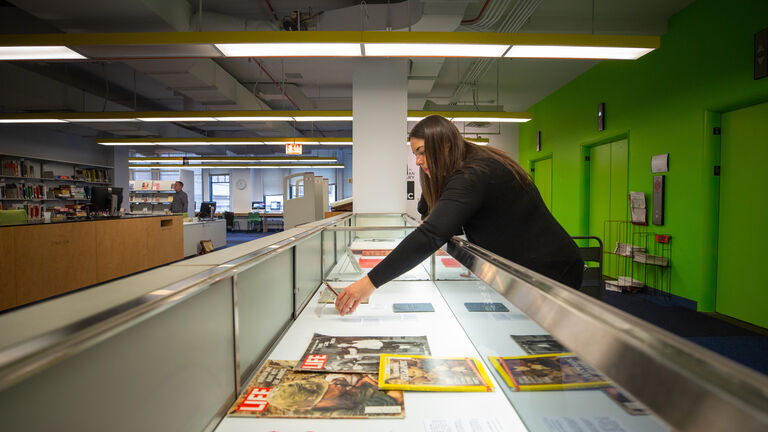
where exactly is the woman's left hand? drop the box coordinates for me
[335,275,376,316]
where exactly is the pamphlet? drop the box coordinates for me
[295,334,431,373]
[379,354,494,392]
[511,335,567,355]
[602,387,649,416]
[490,353,610,391]
[228,360,404,419]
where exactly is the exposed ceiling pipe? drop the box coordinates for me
[253,59,326,137]
[460,0,492,25]
[189,10,276,31]
[450,0,542,105]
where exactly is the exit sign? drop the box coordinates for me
[286,143,303,155]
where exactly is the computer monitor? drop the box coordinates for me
[252,201,265,211]
[90,186,123,216]
[199,201,216,219]
[270,201,282,211]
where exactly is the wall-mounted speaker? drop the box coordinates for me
[598,103,606,131]
[756,27,768,80]
[536,131,542,152]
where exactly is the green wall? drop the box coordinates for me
[519,0,768,312]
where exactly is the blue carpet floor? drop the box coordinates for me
[223,230,279,248]
[602,291,768,376]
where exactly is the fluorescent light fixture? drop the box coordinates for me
[130,164,344,169]
[364,43,509,58]
[407,117,425,122]
[314,141,353,146]
[100,142,157,146]
[505,45,654,60]
[292,116,354,122]
[451,117,531,123]
[137,117,217,122]
[214,116,294,122]
[0,118,68,123]
[215,43,362,57]
[65,118,139,122]
[0,46,86,60]
[197,141,265,145]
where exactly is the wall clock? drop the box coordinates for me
[235,179,247,190]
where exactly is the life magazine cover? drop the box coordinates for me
[511,335,567,355]
[379,354,494,392]
[295,334,431,373]
[228,360,405,419]
[490,353,611,391]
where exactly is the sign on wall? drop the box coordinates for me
[286,143,303,155]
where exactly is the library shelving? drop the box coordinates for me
[129,180,176,215]
[0,155,113,220]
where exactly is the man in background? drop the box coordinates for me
[170,181,188,214]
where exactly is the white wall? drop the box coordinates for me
[352,59,408,213]
[0,125,113,167]
[229,168,251,213]
[112,146,130,211]
[488,123,520,161]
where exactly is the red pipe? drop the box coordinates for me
[253,59,326,137]
[264,0,280,22]
[461,0,492,25]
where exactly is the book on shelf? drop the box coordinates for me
[614,242,645,257]
[295,334,431,374]
[1,183,46,200]
[633,251,669,267]
[12,203,45,220]
[604,276,644,292]
[490,353,610,391]
[511,335,568,355]
[378,354,494,392]
[228,360,404,419]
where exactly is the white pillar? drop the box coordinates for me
[352,59,408,213]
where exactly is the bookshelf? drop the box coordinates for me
[129,180,176,215]
[0,155,112,221]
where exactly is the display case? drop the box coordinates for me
[0,213,765,432]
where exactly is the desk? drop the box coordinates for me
[0,215,183,311]
[235,212,284,232]
[183,219,226,257]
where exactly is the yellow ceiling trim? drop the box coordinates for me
[0,111,531,122]
[0,31,659,49]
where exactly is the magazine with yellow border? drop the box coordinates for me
[490,353,610,391]
[378,354,494,392]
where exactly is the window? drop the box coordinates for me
[209,174,231,212]
[131,170,151,181]
[159,169,179,181]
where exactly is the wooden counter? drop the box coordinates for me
[0,215,183,311]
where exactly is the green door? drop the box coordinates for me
[533,157,553,211]
[716,102,768,328]
[588,139,628,278]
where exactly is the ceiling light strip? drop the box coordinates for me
[0,31,658,60]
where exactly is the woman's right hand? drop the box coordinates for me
[335,275,376,316]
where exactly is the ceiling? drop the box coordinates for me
[0,0,694,156]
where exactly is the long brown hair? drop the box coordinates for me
[410,115,533,214]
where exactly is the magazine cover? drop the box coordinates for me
[511,335,567,355]
[490,353,610,391]
[317,287,369,304]
[379,354,494,392]
[228,360,404,419]
[295,334,431,373]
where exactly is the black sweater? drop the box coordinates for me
[368,156,584,289]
